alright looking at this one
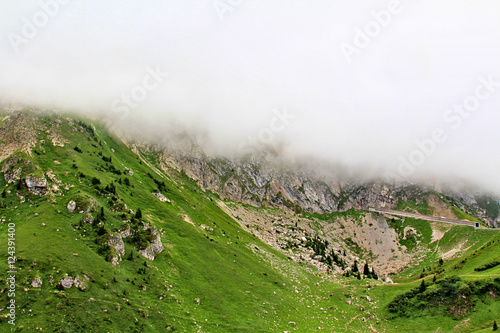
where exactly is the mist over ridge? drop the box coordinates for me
[1,0,499,194]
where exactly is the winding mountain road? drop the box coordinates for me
[367,207,484,228]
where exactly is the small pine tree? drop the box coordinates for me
[1,190,6,198]
[493,320,498,331]
[419,279,426,293]
[432,275,437,283]
[352,260,358,273]
[439,258,444,266]
[135,208,142,220]
[364,262,370,276]
[91,177,101,186]
[371,267,378,280]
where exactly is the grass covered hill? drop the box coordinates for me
[0,109,499,332]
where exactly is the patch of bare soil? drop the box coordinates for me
[426,193,456,219]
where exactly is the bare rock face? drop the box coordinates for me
[153,192,170,202]
[154,143,500,227]
[67,200,76,213]
[150,228,164,253]
[107,233,125,266]
[31,277,42,288]
[119,226,131,238]
[138,245,155,261]
[108,234,125,257]
[25,175,48,195]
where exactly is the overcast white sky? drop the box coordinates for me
[1,0,499,193]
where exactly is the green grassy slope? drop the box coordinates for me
[0,111,498,332]
[0,113,381,332]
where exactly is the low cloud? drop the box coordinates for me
[1,0,499,193]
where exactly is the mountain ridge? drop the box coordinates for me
[1,107,499,332]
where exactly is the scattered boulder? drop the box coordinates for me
[194,298,201,305]
[128,169,134,176]
[73,276,86,290]
[25,175,48,195]
[31,277,42,288]
[67,200,76,213]
[288,322,296,327]
[200,224,214,233]
[59,277,74,289]
[385,277,394,284]
[59,276,86,290]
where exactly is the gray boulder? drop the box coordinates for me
[31,277,42,288]
[25,175,48,195]
[67,200,76,213]
[59,277,74,288]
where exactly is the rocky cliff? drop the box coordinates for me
[138,139,500,227]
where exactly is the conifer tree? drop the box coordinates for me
[135,208,142,220]
[419,279,426,293]
[363,262,370,276]
[352,260,358,273]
